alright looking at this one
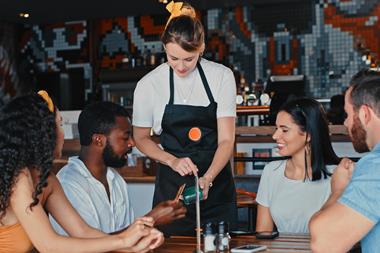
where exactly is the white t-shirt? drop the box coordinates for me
[132,58,236,134]
[49,156,134,235]
[256,160,332,234]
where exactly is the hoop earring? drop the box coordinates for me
[305,143,311,155]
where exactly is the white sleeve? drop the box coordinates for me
[132,78,154,127]
[49,182,101,235]
[216,68,236,118]
[256,163,273,207]
[123,181,135,225]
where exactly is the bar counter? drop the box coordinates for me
[154,233,311,252]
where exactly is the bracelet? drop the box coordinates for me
[203,174,213,188]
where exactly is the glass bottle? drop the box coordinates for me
[217,221,230,252]
[203,222,216,252]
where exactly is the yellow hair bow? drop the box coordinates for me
[166,1,183,20]
[37,90,54,113]
[165,1,196,26]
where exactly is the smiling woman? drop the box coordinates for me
[255,97,341,234]
[133,1,238,236]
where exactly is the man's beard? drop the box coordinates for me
[350,114,369,153]
[102,142,129,168]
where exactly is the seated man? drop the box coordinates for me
[50,101,185,234]
[309,69,380,253]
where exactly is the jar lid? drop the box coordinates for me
[218,221,229,234]
[203,222,215,235]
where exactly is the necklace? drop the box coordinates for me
[176,70,197,103]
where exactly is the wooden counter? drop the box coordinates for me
[154,233,311,252]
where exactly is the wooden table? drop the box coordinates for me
[154,233,311,252]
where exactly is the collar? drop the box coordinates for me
[372,141,380,152]
[68,156,115,181]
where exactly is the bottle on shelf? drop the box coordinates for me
[142,45,148,66]
[150,45,157,66]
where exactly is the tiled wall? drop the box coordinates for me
[21,1,380,99]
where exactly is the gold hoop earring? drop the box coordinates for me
[305,143,311,155]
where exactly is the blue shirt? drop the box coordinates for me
[339,142,380,253]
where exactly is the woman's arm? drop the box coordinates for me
[10,170,162,253]
[198,117,235,199]
[256,205,274,232]
[133,126,198,176]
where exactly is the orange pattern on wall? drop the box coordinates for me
[235,6,252,38]
[139,16,165,35]
[208,36,226,62]
[324,4,380,62]
[267,37,299,75]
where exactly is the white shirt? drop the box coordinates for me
[132,58,236,134]
[49,156,134,234]
[256,160,332,234]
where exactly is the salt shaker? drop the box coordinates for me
[217,221,230,251]
[203,222,216,252]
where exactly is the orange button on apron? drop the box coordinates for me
[188,127,202,142]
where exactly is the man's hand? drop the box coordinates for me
[331,158,355,195]
[146,200,187,226]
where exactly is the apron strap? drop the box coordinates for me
[168,62,215,105]
[169,67,175,105]
[197,62,215,103]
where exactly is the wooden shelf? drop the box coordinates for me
[237,105,270,115]
[235,125,349,142]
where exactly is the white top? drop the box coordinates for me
[256,160,331,234]
[132,58,236,134]
[49,157,134,234]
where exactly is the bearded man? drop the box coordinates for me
[310,69,380,253]
[50,102,185,235]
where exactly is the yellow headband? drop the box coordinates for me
[37,90,54,113]
[165,1,196,27]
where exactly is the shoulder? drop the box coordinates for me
[259,160,286,181]
[12,168,34,192]
[264,159,287,172]
[352,152,380,179]
[356,151,380,169]
[199,58,233,76]
[56,159,89,186]
[137,63,169,88]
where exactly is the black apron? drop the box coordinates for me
[153,63,237,236]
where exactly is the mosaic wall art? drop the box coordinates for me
[21,0,380,99]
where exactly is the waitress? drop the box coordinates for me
[133,1,237,236]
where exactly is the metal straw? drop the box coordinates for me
[193,175,203,253]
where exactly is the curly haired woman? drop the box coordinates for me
[0,92,163,253]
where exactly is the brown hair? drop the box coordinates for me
[161,9,204,52]
[349,69,380,116]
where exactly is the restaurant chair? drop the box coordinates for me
[236,188,257,231]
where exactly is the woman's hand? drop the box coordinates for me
[199,174,213,200]
[118,217,154,250]
[168,157,198,176]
